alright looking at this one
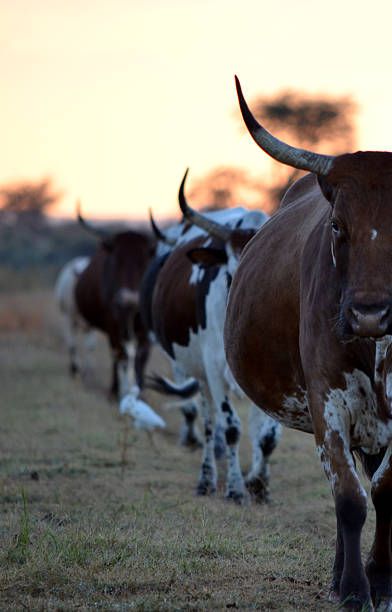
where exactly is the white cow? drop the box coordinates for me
[54,256,96,377]
[135,172,282,503]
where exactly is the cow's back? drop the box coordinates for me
[224,174,329,429]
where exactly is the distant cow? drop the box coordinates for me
[138,212,203,449]
[54,256,96,377]
[75,209,155,399]
[142,172,281,502]
[224,77,392,609]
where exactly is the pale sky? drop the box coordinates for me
[2,0,392,221]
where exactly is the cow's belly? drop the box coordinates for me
[172,340,205,381]
[224,340,315,430]
[247,384,313,434]
[172,325,226,389]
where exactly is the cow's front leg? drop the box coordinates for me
[180,402,203,449]
[314,415,371,610]
[111,343,133,400]
[245,404,281,503]
[365,445,392,610]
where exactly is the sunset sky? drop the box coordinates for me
[2,0,392,222]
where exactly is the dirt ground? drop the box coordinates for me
[0,289,376,610]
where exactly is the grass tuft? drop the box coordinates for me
[6,489,31,564]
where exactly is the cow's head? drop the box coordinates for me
[236,76,392,339]
[178,169,265,276]
[104,230,154,306]
[77,204,155,314]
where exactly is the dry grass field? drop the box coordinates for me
[0,288,377,610]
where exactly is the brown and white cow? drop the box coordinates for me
[141,171,281,502]
[224,77,392,609]
[75,208,155,399]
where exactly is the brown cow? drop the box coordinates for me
[75,209,155,399]
[223,77,392,610]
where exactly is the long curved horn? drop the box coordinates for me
[76,201,111,239]
[178,169,233,241]
[235,76,335,176]
[149,209,177,246]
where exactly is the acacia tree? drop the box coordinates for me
[0,178,61,229]
[188,167,263,211]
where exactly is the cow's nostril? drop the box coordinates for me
[350,305,389,320]
[348,304,390,336]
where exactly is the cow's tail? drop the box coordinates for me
[145,374,199,399]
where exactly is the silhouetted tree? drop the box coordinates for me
[188,167,264,211]
[0,178,61,229]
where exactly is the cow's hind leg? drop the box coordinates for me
[196,391,217,496]
[169,363,203,449]
[203,360,246,502]
[213,419,226,460]
[219,397,247,503]
[81,329,96,381]
[245,405,282,503]
[63,316,79,376]
[180,402,203,449]
[362,446,392,610]
[133,312,151,390]
[110,356,119,399]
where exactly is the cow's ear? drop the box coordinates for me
[317,175,337,205]
[102,237,114,251]
[187,247,227,267]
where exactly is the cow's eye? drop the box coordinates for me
[331,220,342,236]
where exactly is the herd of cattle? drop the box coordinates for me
[53,77,392,610]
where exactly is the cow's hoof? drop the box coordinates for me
[328,588,340,603]
[367,558,392,611]
[339,596,374,611]
[245,475,270,503]
[225,489,248,505]
[180,429,203,450]
[374,598,392,612]
[196,482,216,496]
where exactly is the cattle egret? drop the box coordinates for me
[119,387,166,431]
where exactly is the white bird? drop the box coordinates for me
[119,387,166,431]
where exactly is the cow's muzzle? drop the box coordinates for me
[345,303,392,338]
